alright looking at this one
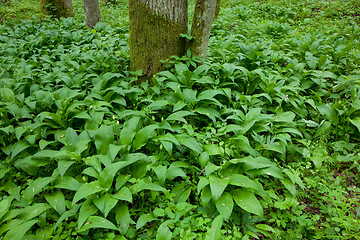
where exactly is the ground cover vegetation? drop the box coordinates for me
[0,0,360,239]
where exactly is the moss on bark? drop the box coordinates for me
[129,0,188,81]
[40,0,74,19]
[84,0,101,29]
[189,0,217,58]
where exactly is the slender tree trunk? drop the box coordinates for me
[189,0,218,58]
[40,0,74,18]
[84,0,101,29]
[128,0,188,80]
[214,0,221,19]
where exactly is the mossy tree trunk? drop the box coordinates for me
[129,0,188,80]
[189,0,218,58]
[84,0,101,28]
[40,0,74,18]
[128,0,220,81]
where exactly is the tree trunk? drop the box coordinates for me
[40,0,74,19]
[128,0,188,80]
[189,0,218,58]
[84,0,101,29]
[214,0,221,19]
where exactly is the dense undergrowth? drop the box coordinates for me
[0,0,360,239]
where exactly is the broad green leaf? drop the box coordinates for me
[136,213,156,229]
[54,204,81,230]
[215,192,234,220]
[205,162,220,177]
[240,120,256,134]
[72,181,103,204]
[173,101,186,112]
[235,136,260,157]
[0,87,15,102]
[74,139,91,156]
[20,203,51,221]
[230,156,274,171]
[175,62,189,73]
[166,165,186,179]
[204,144,224,156]
[63,128,79,149]
[82,167,99,178]
[31,150,58,161]
[0,197,12,220]
[93,193,118,218]
[281,178,297,195]
[53,176,81,191]
[245,108,264,122]
[72,111,91,120]
[109,144,125,161]
[98,153,147,189]
[280,128,303,138]
[45,191,66,215]
[314,120,332,138]
[147,100,169,110]
[198,89,223,101]
[120,116,141,146]
[283,169,305,189]
[256,224,275,233]
[266,141,286,156]
[177,136,202,154]
[11,141,30,159]
[231,189,263,216]
[155,133,180,146]
[58,160,74,176]
[156,222,172,240]
[183,89,197,103]
[195,108,221,123]
[152,165,167,185]
[200,186,213,207]
[131,181,165,193]
[274,112,295,122]
[116,204,131,234]
[98,154,112,167]
[166,111,194,124]
[3,219,38,240]
[229,174,259,190]
[176,187,191,203]
[112,187,133,203]
[198,152,210,168]
[95,125,114,155]
[248,166,284,179]
[23,177,55,203]
[0,219,25,237]
[205,215,223,240]
[161,141,173,155]
[209,175,230,200]
[317,104,338,124]
[78,199,98,229]
[133,124,158,150]
[219,124,243,134]
[159,71,178,82]
[78,216,118,233]
[350,118,360,132]
[115,174,130,190]
[197,177,209,194]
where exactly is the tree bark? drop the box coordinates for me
[128,0,188,80]
[214,0,221,19]
[84,0,101,29]
[40,0,74,19]
[189,0,218,58]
